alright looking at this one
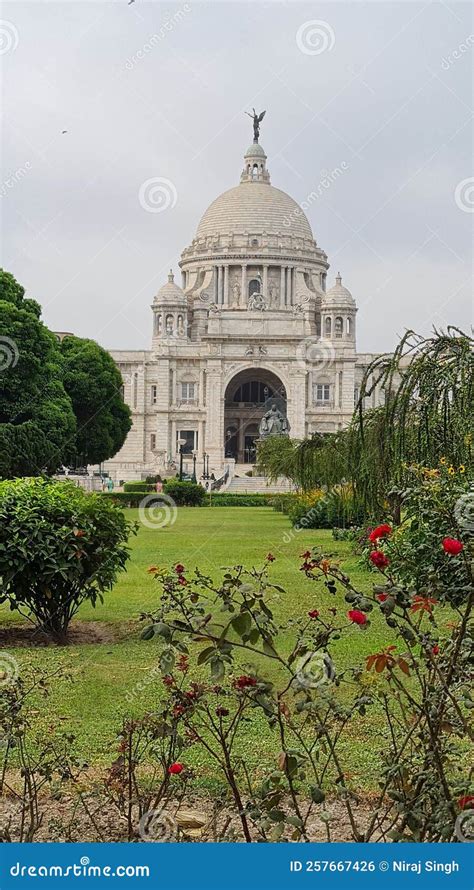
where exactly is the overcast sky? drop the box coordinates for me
[1,0,472,353]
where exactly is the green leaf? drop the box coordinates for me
[231,612,252,638]
[197,646,215,665]
[310,786,325,804]
[140,625,155,641]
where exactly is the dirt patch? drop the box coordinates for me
[0,620,129,648]
[0,791,386,843]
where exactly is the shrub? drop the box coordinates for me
[361,462,473,606]
[0,477,135,641]
[288,485,364,529]
[208,493,275,507]
[145,474,162,484]
[123,481,154,493]
[163,480,205,506]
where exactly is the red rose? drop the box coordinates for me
[369,550,390,569]
[458,795,474,810]
[175,564,185,574]
[442,537,463,556]
[266,553,276,562]
[178,576,187,586]
[301,550,312,559]
[308,609,320,619]
[368,524,392,543]
[215,707,229,717]
[347,609,368,626]
[168,762,184,775]
[376,593,389,602]
[233,675,257,689]
[432,644,439,656]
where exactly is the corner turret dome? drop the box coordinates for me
[153,270,187,305]
[325,273,356,305]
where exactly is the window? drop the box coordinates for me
[177,315,185,335]
[335,317,343,338]
[346,317,352,335]
[181,382,196,403]
[324,316,332,336]
[177,430,198,454]
[315,313,321,337]
[354,386,359,406]
[165,314,174,334]
[248,278,261,297]
[151,385,157,405]
[314,383,331,404]
[233,381,274,404]
[150,434,156,451]
[154,314,162,335]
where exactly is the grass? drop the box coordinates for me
[0,507,395,790]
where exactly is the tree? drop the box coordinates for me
[60,335,131,466]
[347,327,473,518]
[0,272,76,478]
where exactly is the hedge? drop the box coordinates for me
[122,481,155,493]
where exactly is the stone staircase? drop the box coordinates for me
[227,474,294,494]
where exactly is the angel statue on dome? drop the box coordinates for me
[246,108,266,143]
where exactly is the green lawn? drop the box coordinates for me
[1,507,394,790]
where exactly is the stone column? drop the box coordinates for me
[216,266,220,304]
[224,265,229,306]
[280,265,286,308]
[287,371,307,439]
[220,266,225,305]
[286,267,291,305]
[170,419,177,458]
[334,368,340,408]
[262,264,268,297]
[205,363,225,470]
[241,264,247,307]
[199,368,205,406]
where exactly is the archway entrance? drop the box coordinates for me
[224,369,287,464]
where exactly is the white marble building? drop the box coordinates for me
[104,132,385,483]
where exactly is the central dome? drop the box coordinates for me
[195,142,314,243]
[196,182,314,241]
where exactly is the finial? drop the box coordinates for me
[168,269,174,283]
[336,272,342,285]
[245,108,266,143]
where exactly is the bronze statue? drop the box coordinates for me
[246,108,266,143]
[259,404,290,439]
